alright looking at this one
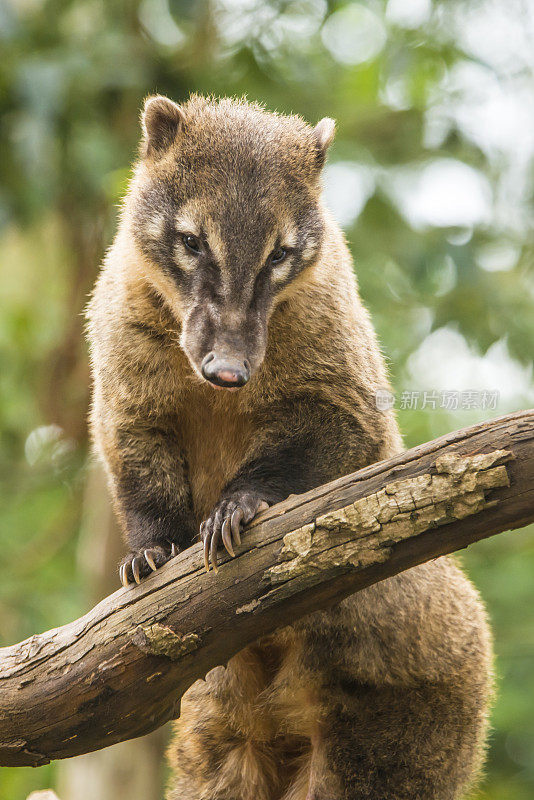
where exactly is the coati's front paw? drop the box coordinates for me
[119,542,179,586]
[200,492,269,572]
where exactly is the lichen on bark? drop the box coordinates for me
[263,449,512,590]
[132,624,200,660]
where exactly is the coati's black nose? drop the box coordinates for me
[201,352,250,388]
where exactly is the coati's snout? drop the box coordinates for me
[131,94,337,388]
[180,295,269,389]
[201,353,250,389]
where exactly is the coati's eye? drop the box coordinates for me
[182,234,201,254]
[270,246,288,265]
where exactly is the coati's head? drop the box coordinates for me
[130,95,334,389]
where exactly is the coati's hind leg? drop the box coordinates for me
[286,681,487,800]
[279,560,492,800]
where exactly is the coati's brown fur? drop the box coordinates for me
[87,95,493,800]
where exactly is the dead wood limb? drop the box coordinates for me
[1,409,534,767]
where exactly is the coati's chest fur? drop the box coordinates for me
[175,387,257,523]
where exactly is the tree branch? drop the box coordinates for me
[2,410,534,767]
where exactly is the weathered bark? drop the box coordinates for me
[2,410,534,768]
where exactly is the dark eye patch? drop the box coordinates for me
[270,246,288,265]
[181,233,202,254]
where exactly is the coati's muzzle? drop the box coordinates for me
[181,300,268,391]
[201,352,251,388]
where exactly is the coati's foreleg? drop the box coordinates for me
[201,492,270,572]
[201,400,378,570]
[97,419,195,584]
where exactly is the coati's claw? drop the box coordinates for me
[209,528,220,573]
[144,549,158,572]
[221,518,235,557]
[132,557,142,584]
[201,493,270,573]
[201,522,210,572]
[230,508,243,545]
[119,543,178,585]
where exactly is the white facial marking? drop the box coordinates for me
[204,218,226,266]
[145,212,166,240]
[173,240,197,270]
[271,260,292,284]
[301,236,317,262]
[175,209,199,236]
[280,226,298,249]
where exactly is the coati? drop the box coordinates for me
[87,95,493,800]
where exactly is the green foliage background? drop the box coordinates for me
[1,0,533,797]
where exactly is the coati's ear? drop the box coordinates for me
[313,117,336,166]
[141,95,185,157]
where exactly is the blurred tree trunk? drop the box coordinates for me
[41,209,105,443]
[56,464,168,800]
[45,188,170,798]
